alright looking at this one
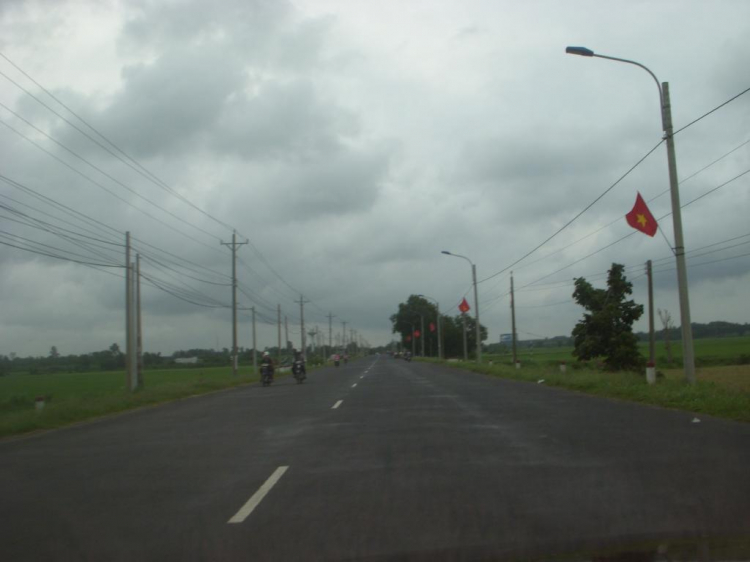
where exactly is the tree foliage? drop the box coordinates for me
[572,263,644,370]
[390,295,487,358]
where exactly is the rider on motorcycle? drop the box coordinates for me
[292,348,307,377]
[260,351,274,381]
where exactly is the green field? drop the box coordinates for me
[0,366,262,438]
[486,336,750,367]
[431,359,750,423]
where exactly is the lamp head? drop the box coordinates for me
[565,46,595,57]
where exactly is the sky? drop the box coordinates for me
[0,0,748,357]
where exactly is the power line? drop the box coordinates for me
[479,85,750,287]
[517,166,750,289]
[673,85,750,136]
[0,54,306,306]
[0,117,226,254]
[478,139,665,284]
[0,51,238,235]
[0,237,124,267]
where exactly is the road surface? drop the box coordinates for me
[2,357,749,560]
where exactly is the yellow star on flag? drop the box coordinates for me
[637,213,648,227]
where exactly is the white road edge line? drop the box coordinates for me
[228,466,289,524]
[332,400,343,409]
[352,383,357,388]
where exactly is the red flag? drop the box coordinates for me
[625,192,658,237]
[414,330,421,338]
[429,322,436,333]
[458,298,471,313]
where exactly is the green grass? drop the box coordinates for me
[485,335,750,367]
[0,366,264,439]
[427,359,750,423]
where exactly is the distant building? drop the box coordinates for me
[174,357,199,364]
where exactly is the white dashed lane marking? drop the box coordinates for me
[228,466,289,524]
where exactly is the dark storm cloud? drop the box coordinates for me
[211,78,359,160]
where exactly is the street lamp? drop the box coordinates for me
[417,294,442,360]
[441,250,482,363]
[566,45,696,384]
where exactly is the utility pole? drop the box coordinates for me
[284,315,289,353]
[462,313,468,361]
[327,313,335,358]
[220,231,247,376]
[297,295,310,359]
[124,232,137,391]
[251,307,257,375]
[136,253,143,388]
[647,260,655,366]
[411,325,416,357]
[511,271,518,366]
[436,306,443,360]
[277,304,282,361]
[472,263,482,364]
[420,315,425,357]
[342,321,348,352]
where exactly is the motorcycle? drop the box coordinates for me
[334,358,340,367]
[260,364,274,386]
[292,360,306,383]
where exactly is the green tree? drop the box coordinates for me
[572,263,644,370]
[390,295,439,355]
[390,296,487,358]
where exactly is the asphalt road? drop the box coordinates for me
[1,357,749,561]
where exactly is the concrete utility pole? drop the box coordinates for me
[462,313,468,361]
[136,253,143,388]
[277,304,282,361]
[342,321,348,352]
[411,325,416,357]
[284,315,289,352]
[220,231,247,376]
[251,307,257,375]
[511,272,518,366]
[420,315,425,357]
[327,313,335,357]
[647,260,655,365]
[296,295,310,359]
[124,232,137,391]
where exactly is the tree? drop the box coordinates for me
[657,309,673,364]
[49,346,60,358]
[390,295,438,355]
[390,295,487,358]
[572,263,644,370]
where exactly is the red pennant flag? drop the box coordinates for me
[429,322,436,333]
[414,330,421,338]
[458,298,471,313]
[625,192,658,237]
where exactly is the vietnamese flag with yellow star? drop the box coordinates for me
[625,192,658,237]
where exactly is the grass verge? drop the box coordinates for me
[423,359,750,423]
[0,366,267,439]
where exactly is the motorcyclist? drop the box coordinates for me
[260,351,274,381]
[292,348,306,377]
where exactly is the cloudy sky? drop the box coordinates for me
[0,0,748,357]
